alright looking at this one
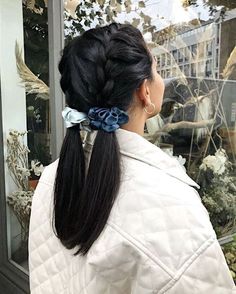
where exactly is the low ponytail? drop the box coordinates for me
[53,125,85,243]
[69,131,120,255]
[54,130,120,255]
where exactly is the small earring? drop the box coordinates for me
[144,102,156,115]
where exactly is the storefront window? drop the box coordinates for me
[2,0,235,284]
[1,0,50,272]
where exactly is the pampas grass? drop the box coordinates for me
[15,41,49,100]
[222,46,236,79]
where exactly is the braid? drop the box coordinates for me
[84,24,120,107]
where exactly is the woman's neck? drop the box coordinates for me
[121,109,146,136]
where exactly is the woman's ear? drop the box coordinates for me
[136,79,151,107]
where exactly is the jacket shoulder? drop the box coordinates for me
[39,158,59,186]
[110,170,216,274]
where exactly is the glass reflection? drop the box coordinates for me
[4,0,50,271]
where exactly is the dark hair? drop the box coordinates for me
[53,23,153,255]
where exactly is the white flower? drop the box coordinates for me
[200,148,227,175]
[27,106,34,111]
[31,160,44,176]
[34,164,44,176]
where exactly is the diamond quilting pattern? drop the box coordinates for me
[29,129,235,293]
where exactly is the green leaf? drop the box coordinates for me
[132,18,141,27]
[138,1,145,8]
[97,0,106,5]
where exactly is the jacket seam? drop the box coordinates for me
[158,236,216,294]
[119,150,199,189]
[107,221,175,279]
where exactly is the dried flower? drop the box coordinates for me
[6,130,44,239]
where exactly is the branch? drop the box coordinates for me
[159,119,215,133]
[184,89,217,106]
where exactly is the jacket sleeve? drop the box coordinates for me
[86,223,235,294]
[163,188,236,294]
[165,237,236,294]
[84,188,236,294]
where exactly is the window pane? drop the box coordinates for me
[1,0,50,272]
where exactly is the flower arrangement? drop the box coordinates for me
[6,130,44,241]
[198,148,236,237]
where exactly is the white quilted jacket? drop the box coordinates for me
[29,128,236,294]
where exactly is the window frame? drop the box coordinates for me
[0,0,64,292]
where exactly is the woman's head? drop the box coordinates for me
[59,23,164,123]
[54,23,164,255]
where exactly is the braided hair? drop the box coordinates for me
[54,23,153,255]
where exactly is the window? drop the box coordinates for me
[206,41,213,57]
[198,41,205,59]
[0,0,51,273]
[216,48,219,68]
[166,69,171,78]
[172,67,177,77]
[172,49,178,61]
[191,43,197,58]
[216,23,220,45]
[161,70,165,78]
[161,53,166,67]
[184,64,190,76]
[167,54,171,66]
[191,63,196,77]
[205,59,213,77]
[184,46,190,62]
[178,48,184,63]
[0,0,64,291]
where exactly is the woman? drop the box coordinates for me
[29,23,235,293]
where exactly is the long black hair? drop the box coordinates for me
[53,23,153,255]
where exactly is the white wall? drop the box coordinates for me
[0,0,27,262]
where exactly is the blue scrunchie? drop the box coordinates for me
[88,107,129,132]
[62,107,91,131]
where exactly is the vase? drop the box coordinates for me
[29,179,39,190]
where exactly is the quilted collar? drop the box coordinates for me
[84,129,200,189]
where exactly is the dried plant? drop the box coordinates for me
[6,130,44,241]
[7,191,33,242]
[6,130,31,191]
[15,42,49,100]
[23,0,47,14]
[222,46,236,79]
